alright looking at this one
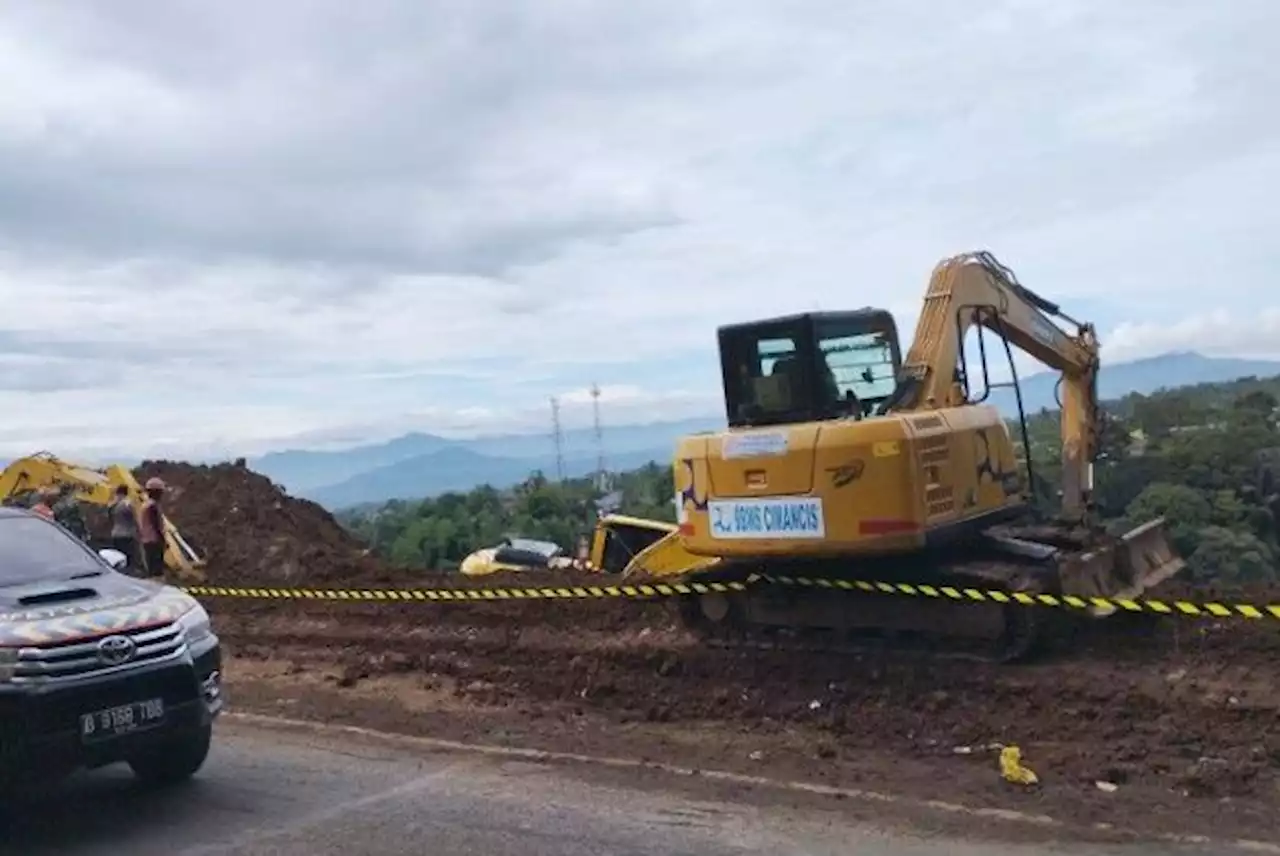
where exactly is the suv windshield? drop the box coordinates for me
[0,515,106,587]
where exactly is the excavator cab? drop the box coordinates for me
[590,310,911,577]
[718,309,903,429]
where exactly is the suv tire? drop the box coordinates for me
[128,723,213,786]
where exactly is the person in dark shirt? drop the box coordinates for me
[108,484,141,571]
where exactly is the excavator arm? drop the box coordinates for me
[887,251,1100,521]
[0,453,205,582]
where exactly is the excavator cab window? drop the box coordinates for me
[718,310,902,428]
[719,317,811,427]
[814,314,901,418]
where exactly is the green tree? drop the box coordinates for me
[1188,526,1275,583]
[1122,482,1212,556]
[1231,389,1278,428]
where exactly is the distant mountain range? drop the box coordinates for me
[252,417,719,505]
[248,350,1280,509]
[982,350,1280,414]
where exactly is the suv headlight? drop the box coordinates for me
[177,601,213,646]
[0,647,15,683]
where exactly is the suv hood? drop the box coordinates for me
[0,572,196,647]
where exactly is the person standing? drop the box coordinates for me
[138,477,168,579]
[107,484,141,570]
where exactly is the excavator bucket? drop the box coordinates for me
[618,529,720,580]
[164,524,207,585]
[588,514,719,579]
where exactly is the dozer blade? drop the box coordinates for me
[1057,516,1184,617]
[1115,516,1186,594]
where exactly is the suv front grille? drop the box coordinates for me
[0,663,201,743]
[13,622,187,684]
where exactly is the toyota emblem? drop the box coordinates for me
[97,634,137,666]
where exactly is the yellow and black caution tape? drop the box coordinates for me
[760,574,1280,621]
[180,576,1280,622]
[181,579,753,602]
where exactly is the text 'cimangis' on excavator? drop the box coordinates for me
[590,251,1184,661]
[0,452,206,583]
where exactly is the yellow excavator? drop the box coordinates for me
[0,452,206,583]
[590,250,1184,661]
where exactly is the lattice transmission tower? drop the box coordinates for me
[549,396,566,482]
[590,383,610,493]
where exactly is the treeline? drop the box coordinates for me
[337,465,675,571]
[340,374,1280,582]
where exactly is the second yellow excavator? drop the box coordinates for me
[590,250,1184,661]
[0,452,206,583]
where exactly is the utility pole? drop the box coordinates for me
[550,396,565,482]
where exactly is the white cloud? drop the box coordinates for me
[1107,310,1280,363]
[0,0,1277,460]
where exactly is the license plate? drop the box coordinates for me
[79,698,166,742]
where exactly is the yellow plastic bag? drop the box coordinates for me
[999,745,1039,786]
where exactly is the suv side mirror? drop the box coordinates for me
[97,548,129,571]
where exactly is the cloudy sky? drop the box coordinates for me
[1,1,1277,460]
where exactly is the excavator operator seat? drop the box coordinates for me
[717,309,904,428]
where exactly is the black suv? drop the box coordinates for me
[0,507,222,791]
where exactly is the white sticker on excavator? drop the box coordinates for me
[708,497,825,539]
[722,432,788,459]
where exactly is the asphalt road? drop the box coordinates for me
[0,719,1235,856]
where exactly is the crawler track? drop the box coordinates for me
[642,519,1187,665]
[667,551,1072,664]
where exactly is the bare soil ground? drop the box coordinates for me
[131,460,1280,842]
[215,606,1280,843]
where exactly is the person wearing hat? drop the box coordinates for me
[138,477,168,579]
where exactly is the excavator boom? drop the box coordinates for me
[891,251,1100,518]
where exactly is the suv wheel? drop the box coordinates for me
[128,724,213,786]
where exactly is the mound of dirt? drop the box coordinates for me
[134,460,398,587]
[131,460,638,597]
